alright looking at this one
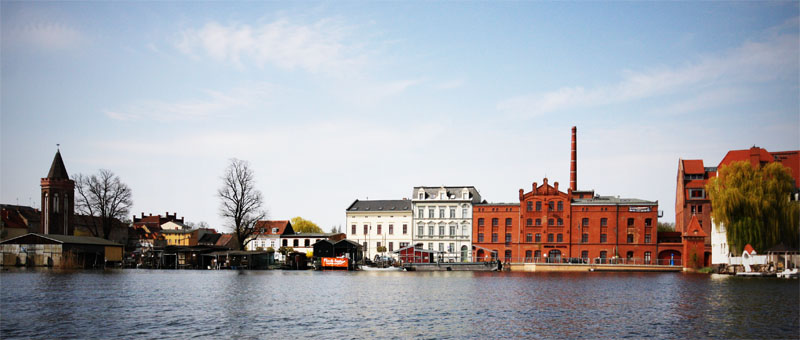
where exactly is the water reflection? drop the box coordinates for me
[1,269,798,339]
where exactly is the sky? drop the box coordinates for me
[2,2,798,232]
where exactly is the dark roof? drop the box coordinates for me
[198,233,222,244]
[46,150,70,179]
[0,233,122,246]
[346,200,412,212]
[281,233,344,238]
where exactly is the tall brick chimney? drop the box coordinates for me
[570,126,577,191]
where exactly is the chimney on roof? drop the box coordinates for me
[570,126,577,191]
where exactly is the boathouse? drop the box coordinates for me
[0,233,123,268]
[395,243,438,263]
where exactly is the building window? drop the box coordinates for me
[450,208,456,218]
[601,218,608,227]
[547,234,554,242]
[450,225,456,236]
[526,233,532,242]
[627,218,634,227]
[478,218,485,227]
[505,233,511,244]
[600,234,607,243]
[293,239,299,247]
[525,250,533,261]
[492,218,498,227]
[304,239,310,247]
[689,189,705,199]
[582,218,589,227]
[627,234,634,243]
[548,201,554,211]
[389,242,394,252]
[526,218,532,226]
[581,250,589,260]
[439,243,444,252]
[534,250,541,259]
[418,208,424,219]
[645,234,651,244]
[691,205,696,214]
[363,225,368,235]
[388,224,394,235]
[505,218,512,227]
[428,243,433,250]
[462,208,468,218]
[403,224,408,234]
[418,225,424,236]
[535,233,541,243]
[548,219,554,226]
[439,208,445,218]
[429,208,435,218]
[429,226,434,236]
[557,201,563,211]
[527,201,533,211]
[419,192,424,199]
[557,218,563,226]
[582,233,588,243]
[600,251,607,261]
[645,218,652,227]
[351,225,356,235]
[556,234,563,242]
[449,243,454,252]
[377,225,382,235]
[536,201,542,211]
[439,225,445,235]
[698,206,703,213]
[644,251,652,264]
[377,241,382,249]
[536,219,541,226]
[400,242,408,248]
[492,233,498,243]
[478,233,484,242]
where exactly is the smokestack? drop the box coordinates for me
[570,126,577,191]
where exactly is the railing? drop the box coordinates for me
[480,257,682,266]
[414,235,470,240]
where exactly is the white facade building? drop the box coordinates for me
[411,186,481,262]
[345,200,413,261]
[710,218,731,265]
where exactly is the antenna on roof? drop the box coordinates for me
[56,143,60,150]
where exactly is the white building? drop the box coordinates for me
[412,186,481,262]
[245,220,292,253]
[710,217,731,265]
[345,200,413,261]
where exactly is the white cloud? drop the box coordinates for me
[176,18,366,74]
[3,19,87,50]
[104,83,274,122]
[497,27,799,117]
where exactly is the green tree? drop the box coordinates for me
[707,161,799,253]
[290,216,323,233]
[657,222,675,232]
[278,246,294,256]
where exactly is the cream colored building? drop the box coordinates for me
[345,200,413,261]
[412,186,481,262]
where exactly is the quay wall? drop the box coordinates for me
[508,263,682,272]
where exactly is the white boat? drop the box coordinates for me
[777,268,798,279]
[360,265,404,271]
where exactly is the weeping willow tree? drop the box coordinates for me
[706,161,799,253]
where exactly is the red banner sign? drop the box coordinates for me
[322,257,349,268]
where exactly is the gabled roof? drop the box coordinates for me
[684,215,707,238]
[216,234,235,248]
[253,220,294,235]
[719,147,774,168]
[682,159,705,175]
[46,150,70,180]
[743,244,756,255]
[198,233,222,244]
[0,233,122,246]
[346,199,412,212]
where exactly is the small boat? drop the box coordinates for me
[360,265,403,272]
[777,268,798,279]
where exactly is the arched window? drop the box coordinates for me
[526,218,532,226]
[54,194,59,213]
[548,249,561,263]
[525,250,533,262]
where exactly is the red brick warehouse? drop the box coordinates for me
[473,127,662,264]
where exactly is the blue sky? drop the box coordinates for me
[2,2,798,231]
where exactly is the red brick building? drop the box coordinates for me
[473,127,662,264]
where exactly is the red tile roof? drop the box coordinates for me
[684,215,707,238]
[682,159,705,174]
[253,220,293,235]
[719,147,773,168]
[743,244,755,255]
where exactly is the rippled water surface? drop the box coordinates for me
[1,269,798,339]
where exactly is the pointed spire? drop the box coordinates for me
[47,150,69,179]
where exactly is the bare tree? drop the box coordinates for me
[74,169,133,240]
[218,158,267,250]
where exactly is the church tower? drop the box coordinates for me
[41,149,75,235]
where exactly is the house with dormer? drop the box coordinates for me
[411,186,481,262]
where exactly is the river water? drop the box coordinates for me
[1,269,798,339]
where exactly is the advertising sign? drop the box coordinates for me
[321,257,349,268]
[629,207,651,212]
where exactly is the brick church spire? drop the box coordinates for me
[41,148,75,235]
